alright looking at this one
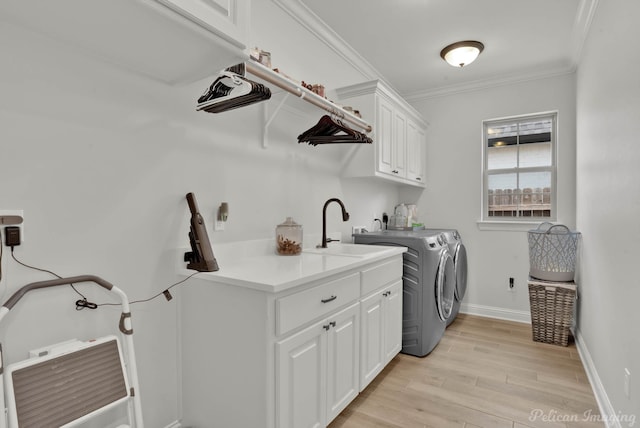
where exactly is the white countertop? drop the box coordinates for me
[182,241,407,293]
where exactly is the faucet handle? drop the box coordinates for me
[317,238,340,248]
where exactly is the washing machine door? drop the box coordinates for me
[435,249,456,321]
[453,242,468,301]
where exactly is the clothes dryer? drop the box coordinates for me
[425,229,468,326]
[354,230,456,357]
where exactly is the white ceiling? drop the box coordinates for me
[296,0,598,99]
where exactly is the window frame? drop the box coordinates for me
[480,111,558,227]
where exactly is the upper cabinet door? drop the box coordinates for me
[376,96,395,176]
[406,119,425,183]
[393,111,407,178]
[155,0,249,48]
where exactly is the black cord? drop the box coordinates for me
[94,271,201,307]
[10,247,87,300]
[9,247,201,309]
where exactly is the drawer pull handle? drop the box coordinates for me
[383,291,391,297]
[330,321,336,327]
[321,295,337,303]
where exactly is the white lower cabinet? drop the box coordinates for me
[326,302,361,422]
[360,280,402,390]
[276,302,360,428]
[180,253,403,428]
[276,316,326,428]
[384,282,403,362]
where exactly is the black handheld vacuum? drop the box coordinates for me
[184,192,219,272]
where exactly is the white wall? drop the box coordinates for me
[576,0,640,425]
[0,4,399,426]
[407,74,576,320]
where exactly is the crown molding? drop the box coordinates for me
[406,0,598,101]
[570,0,600,67]
[270,0,394,87]
[405,66,577,102]
[272,0,598,103]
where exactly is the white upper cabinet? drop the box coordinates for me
[336,80,428,188]
[406,118,426,183]
[155,0,248,47]
[0,0,250,84]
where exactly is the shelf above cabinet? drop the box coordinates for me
[0,0,249,85]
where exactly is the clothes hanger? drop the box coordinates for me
[196,64,271,113]
[298,115,372,145]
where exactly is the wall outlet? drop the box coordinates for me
[624,368,631,398]
[352,226,366,235]
[0,210,24,243]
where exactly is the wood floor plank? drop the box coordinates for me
[328,314,602,428]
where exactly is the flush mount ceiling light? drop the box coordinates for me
[440,40,484,68]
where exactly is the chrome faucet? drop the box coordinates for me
[319,198,350,248]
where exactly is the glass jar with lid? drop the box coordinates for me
[276,217,303,255]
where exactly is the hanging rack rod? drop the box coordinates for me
[245,61,372,133]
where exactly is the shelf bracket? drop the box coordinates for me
[262,93,291,149]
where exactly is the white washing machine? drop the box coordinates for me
[354,230,456,357]
[425,229,468,326]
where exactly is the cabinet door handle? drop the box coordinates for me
[392,170,399,174]
[383,291,391,297]
[416,177,422,181]
[323,324,331,331]
[321,295,337,303]
[329,321,336,327]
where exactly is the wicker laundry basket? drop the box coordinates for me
[528,279,577,346]
[528,222,581,282]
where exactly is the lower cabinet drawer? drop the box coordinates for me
[276,273,360,336]
[360,256,403,296]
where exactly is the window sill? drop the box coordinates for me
[476,220,549,232]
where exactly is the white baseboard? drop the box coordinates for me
[461,305,626,428]
[574,329,622,428]
[460,302,531,324]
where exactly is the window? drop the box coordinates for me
[482,112,557,222]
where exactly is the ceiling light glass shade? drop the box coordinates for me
[440,41,484,68]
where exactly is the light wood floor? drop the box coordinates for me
[329,314,602,428]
